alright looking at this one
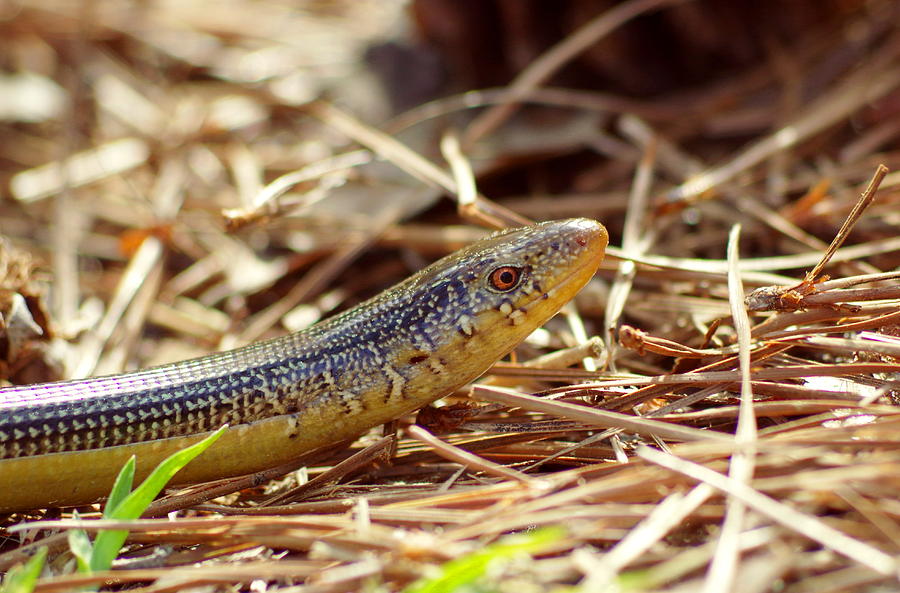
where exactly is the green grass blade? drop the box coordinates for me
[72,455,136,575]
[106,426,227,519]
[0,546,47,593]
[402,528,564,593]
[103,456,135,518]
[68,510,93,574]
[87,426,227,573]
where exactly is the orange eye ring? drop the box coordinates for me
[488,266,523,292]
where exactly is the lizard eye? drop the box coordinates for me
[487,266,523,292]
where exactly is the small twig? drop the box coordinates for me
[804,165,888,284]
[144,445,348,517]
[440,131,515,230]
[619,325,741,359]
[745,165,889,312]
[262,435,395,506]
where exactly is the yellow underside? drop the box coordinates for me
[0,394,404,512]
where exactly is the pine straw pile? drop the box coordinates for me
[2,1,900,591]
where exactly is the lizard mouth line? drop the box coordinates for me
[522,245,602,312]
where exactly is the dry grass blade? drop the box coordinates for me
[406,425,535,485]
[579,483,715,589]
[703,225,757,592]
[474,385,734,443]
[463,0,689,144]
[669,56,900,201]
[637,446,899,577]
[605,138,657,370]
